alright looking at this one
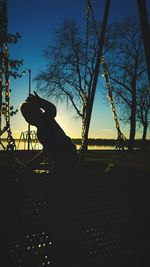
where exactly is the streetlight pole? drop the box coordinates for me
[27,69,31,150]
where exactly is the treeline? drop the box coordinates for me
[34,17,150,152]
[2,137,150,148]
[72,139,116,146]
[72,138,150,148]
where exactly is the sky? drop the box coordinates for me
[5,0,150,139]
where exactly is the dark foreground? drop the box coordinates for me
[0,150,150,266]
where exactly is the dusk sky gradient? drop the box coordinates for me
[7,0,150,139]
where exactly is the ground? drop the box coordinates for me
[0,149,150,266]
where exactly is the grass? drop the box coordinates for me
[85,149,150,172]
[0,149,149,173]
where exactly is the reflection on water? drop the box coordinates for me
[0,140,117,151]
[76,145,116,150]
[0,140,119,150]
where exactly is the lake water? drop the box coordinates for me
[0,140,116,151]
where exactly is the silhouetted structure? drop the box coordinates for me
[17,130,40,150]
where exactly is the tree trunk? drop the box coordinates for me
[128,80,136,151]
[79,101,90,164]
[128,113,136,151]
[141,122,148,150]
[0,65,2,134]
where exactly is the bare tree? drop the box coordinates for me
[35,19,101,147]
[105,17,147,150]
[136,84,150,149]
[35,17,148,152]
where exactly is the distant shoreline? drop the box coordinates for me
[1,138,150,147]
[73,138,149,148]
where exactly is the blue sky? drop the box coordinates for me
[6,0,150,139]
